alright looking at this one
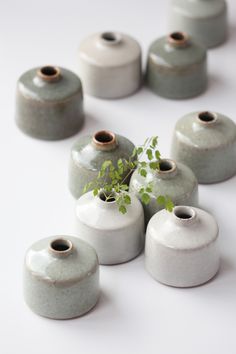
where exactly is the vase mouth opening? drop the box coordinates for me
[99,191,116,203]
[173,206,196,223]
[158,159,177,174]
[197,111,217,125]
[49,238,73,255]
[100,32,121,45]
[93,130,117,150]
[168,32,189,47]
[37,66,61,82]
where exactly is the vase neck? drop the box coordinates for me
[167,32,189,48]
[37,66,61,83]
[172,206,197,226]
[196,111,218,126]
[95,191,118,209]
[98,32,122,46]
[156,159,177,179]
[48,238,74,258]
[92,130,117,151]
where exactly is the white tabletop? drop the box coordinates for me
[1,0,236,353]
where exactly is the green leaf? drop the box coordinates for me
[141,193,150,205]
[101,160,112,171]
[165,197,174,212]
[155,150,161,160]
[151,136,158,148]
[137,147,143,155]
[119,205,127,214]
[157,195,165,205]
[140,169,147,177]
[146,149,153,161]
[93,188,99,197]
[146,186,152,193]
[124,194,131,205]
[149,161,158,170]
[131,147,137,158]
[120,184,129,191]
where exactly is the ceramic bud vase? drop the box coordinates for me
[77,31,142,98]
[75,191,145,265]
[169,0,227,48]
[171,111,236,183]
[146,32,207,99]
[145,206,220,287]
[15,66,84,140]
[23,236,99,319]
[129,159,198,224]
[69,130,135,199]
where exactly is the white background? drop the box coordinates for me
[1,1,236,353]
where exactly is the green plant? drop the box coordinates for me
[83,136,174,214]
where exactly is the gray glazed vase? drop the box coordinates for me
[169,0,227,48]
[171,111,236,183]
[69,130,135,199]
[78,31,142,99]
[146,32,207,99]
[15,66,84,140]
[145,206,220,287]
[23,236,99,319]
[129,159,198,224]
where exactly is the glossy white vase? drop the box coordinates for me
[75,191,145,265]
[145,206,220,287]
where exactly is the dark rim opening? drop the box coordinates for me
[99,191,116,202]
[50,239,72,252]
[174,207,195,220]
[159,160,175,172]
[101,32,117,42]
[94,130,115,144]
[198,111,216,123]
[168,32,188,46]
[40,66,59,77]
[170,32,185,41]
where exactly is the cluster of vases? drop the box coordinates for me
[18,0,235,320]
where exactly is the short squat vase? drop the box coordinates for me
[146,32,207,99]
[129,159,198,223]
[171,111,236,183]
[23,236,99,319]
[168,0,227,48]
[77,31,142,99]
[145,206,220,287]
[75,191,145,265]
[15,66,84,140]
[69,130,135,199]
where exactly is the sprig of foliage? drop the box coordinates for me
[83,137,174,214]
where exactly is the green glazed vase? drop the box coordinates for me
[23,236,99,319]
[171,111,236,183]
[146,32,207,99]
[15,66,84,140]
[69,130,135,199]
[129,158,198,224]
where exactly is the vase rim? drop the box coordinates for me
[37,65,61,82]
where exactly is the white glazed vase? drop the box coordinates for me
[145,206,220,287]
[75,191,145,265]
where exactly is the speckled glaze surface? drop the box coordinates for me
[75,191,145,265]
[69,131,135,199]
[129,159,198,223]
[169,0,227,48]
[145,206,220,287]
[171,111,236,183]
[78,31,142,98]
[146,32,207,99]
[23,236,99,319]
[16,66,84,140]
